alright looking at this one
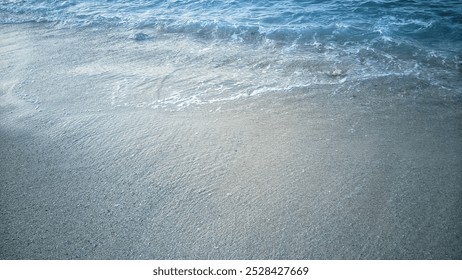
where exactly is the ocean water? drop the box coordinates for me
[1,0,461,108]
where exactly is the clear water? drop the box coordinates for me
[1,0,461,107]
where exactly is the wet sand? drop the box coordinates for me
[1,24,461,259]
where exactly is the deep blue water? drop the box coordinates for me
[1,0,461,100]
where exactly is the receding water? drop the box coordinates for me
[1,0,461,108]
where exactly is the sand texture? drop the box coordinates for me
[1,24,461,259]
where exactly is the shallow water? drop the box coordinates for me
[1,0,461,108]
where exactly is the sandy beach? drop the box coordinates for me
[1,24,461,259]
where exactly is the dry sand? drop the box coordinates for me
[1,24,461,259]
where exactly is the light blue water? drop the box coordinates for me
[1,0,461,104]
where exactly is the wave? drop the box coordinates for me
[2,0,461,107]
[2,1,460,50]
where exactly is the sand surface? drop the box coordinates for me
[1,24,461,259]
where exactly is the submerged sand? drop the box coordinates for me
[1,24,461,259]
